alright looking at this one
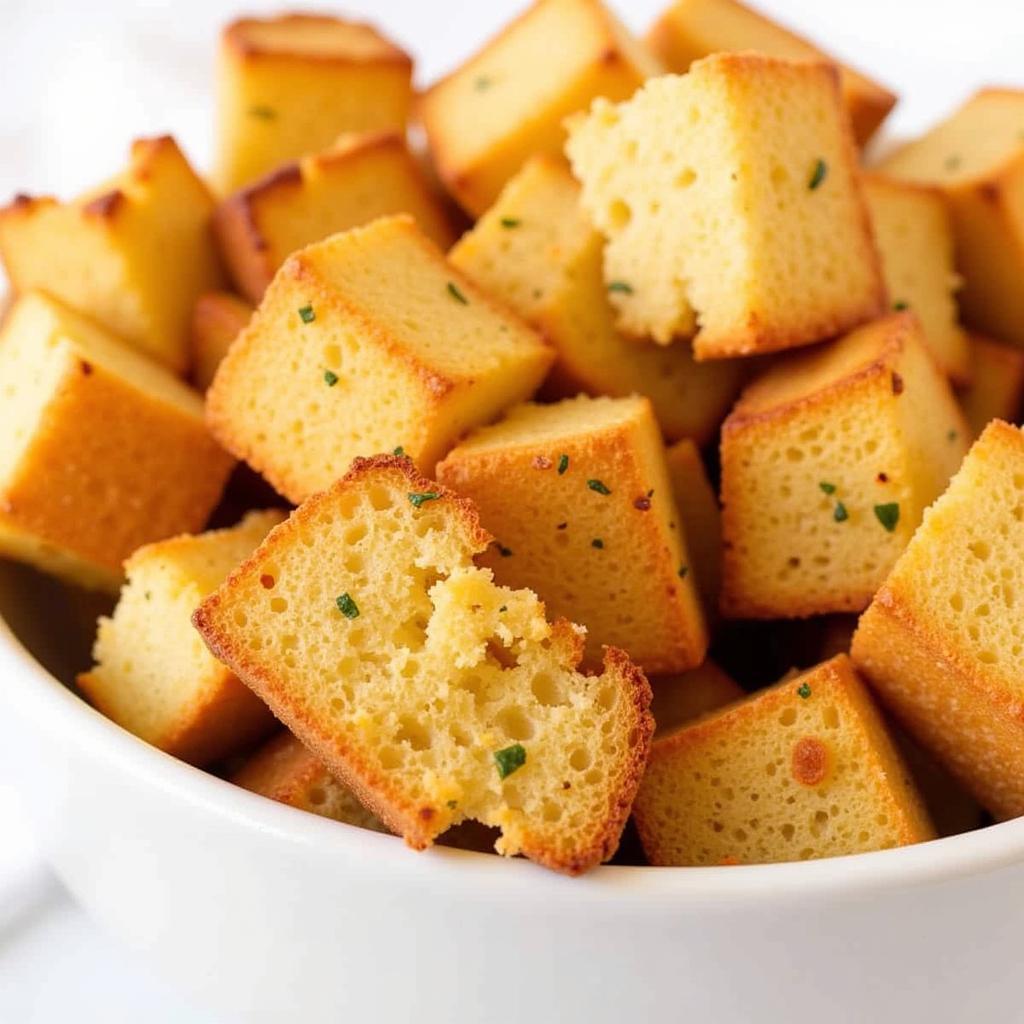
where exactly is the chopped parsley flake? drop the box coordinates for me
[833,501,849,523]
[393,446,405,456]
[945,154,962,172]
[336,593,359,619]
[323,369,338,387]
[893,300,909,311]
[248,105,276,120]
[587,479,611,495]
[797,682,812,699]
[947,429,958,443]
[678,565,689,578]
[591,538,604,549]
[557,454,569,475]
[447,281,468,304]
[500,217,521,228]
[874,502,900,532]
[819,481,836,495]
[446,799,458,810]
[808,159,827,190]
[474,75,492,91]
[298,304,315,323]
[408,491,440,508]
[144,591,151,601]
[494,743,526,779]
[498,605,508,613]
[607,280,633,294]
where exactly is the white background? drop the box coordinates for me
[0,0,1021,1020]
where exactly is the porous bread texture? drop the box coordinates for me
[436,395,707,674]
[633,654,935,866]
[0,291,234,591]
[862,174,968,383]
[214,14,412,193]
[878,89,1024,346]
[650,659,743,737]
[665,439,722,617]
[206,215,553,504]
[565,53,885,356]
[78,510,282,765]
[720,312,969,619]
[959,333,1024,440]
[420,0,662,217]
[190,291,253,391]
[193,456,653,875]
[852,420,1024,819]
[448,155,742,444]
[0,136,223,373]
[216,131,455,303]
[645,0,896,146]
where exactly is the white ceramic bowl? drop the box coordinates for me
[0,561,1022,1024]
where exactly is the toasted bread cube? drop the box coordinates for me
[77,511,281,764]
[421,0,661,217]
[863,174,968,382]
[879,90,1024,346]
[852,420,1024,819]
[214,14,413,193]
[959,333,1024,439]
[190,291,253,391]
[193,456,653,875]
[436,395,707,674]
[721,313,968,618]
[207,215,553,504]
[565,54,885,355]
[216,132,455,303]
[449,156,742,443]
[665,439,722,616]
[633,654,934,865]
[0,137,223,373]
[646,0,895,146]
[650,659,743,736]
[0,292,234,591]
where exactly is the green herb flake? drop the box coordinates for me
[797,682,812,699]
[945,154,962,172]
[833,501,849,523]
[446,799,458,810]
[447,281,468,305]
[587,479,611,496]
[947,429,958,443]
[808,158,827,190]
[323,369,338,387]
[393,445,405,456]
[298,304,315,324]
[335,593,359,619]
[819,481,836,495]
[591,538,605,549]
[474,75,492,92]
[144,591,151,601]
[678,565,689,578]
[494,743,526,779]
[408,491,441,509]
[248,105,276,120]
[874,502,900,532]
[557,453,569,475]
[498,605,508,613]
[500,217,521,228]
[607,280,633,295]
[893,300,909,311]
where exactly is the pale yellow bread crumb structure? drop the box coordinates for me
[645,0,896,146]
[193,456,653,875]
[852,420,1024,820]
[190,291,253,391]
[214,14,413,194]
[420,0,662,217]
[78,511,282,765]
[665,439,722,616]
[633,654,934,865]
[565,53,885,356]
[216,131,455,303]
[650,659,743,737]
[878,89,1024,347]
[0,136,223,373]
[0,291,235,591]
[959,333,1024,440]
[448,156,742,444]
[862,174,968,383]
[436,395,707,675]
[720,313,968,618]
[206,215,553,504]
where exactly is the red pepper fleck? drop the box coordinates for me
[633,496,652,511]
[876,472,888,483]
[259,574,275,589]
[891,372,904,395]
[532,455,552,470]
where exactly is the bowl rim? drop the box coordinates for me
[5,607,1023,905]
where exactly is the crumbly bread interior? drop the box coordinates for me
[193,457,652,874]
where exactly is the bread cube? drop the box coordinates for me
[190,291,253,391]
[0,136,223,373]
[436,395,707,674]
[449,155,742,443]
[665,439,722,616]
[633,654,934,865]
[214,14,413,193]
[0,292,235,591]
[565,54,885,355]
[78,511,281,764]
[646,0,896,146]
[863,174,968,382]
[721,313,968,618]
[216,131,455,303]
[207,215,553,504]
[650,659,743,736]
[852,420,1024,819]
[193,455,653,875]
[420,0,661,217]
[959,333,1024,440]
[879,89,1024,346]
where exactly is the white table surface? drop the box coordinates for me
[2,0,1022,1019]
